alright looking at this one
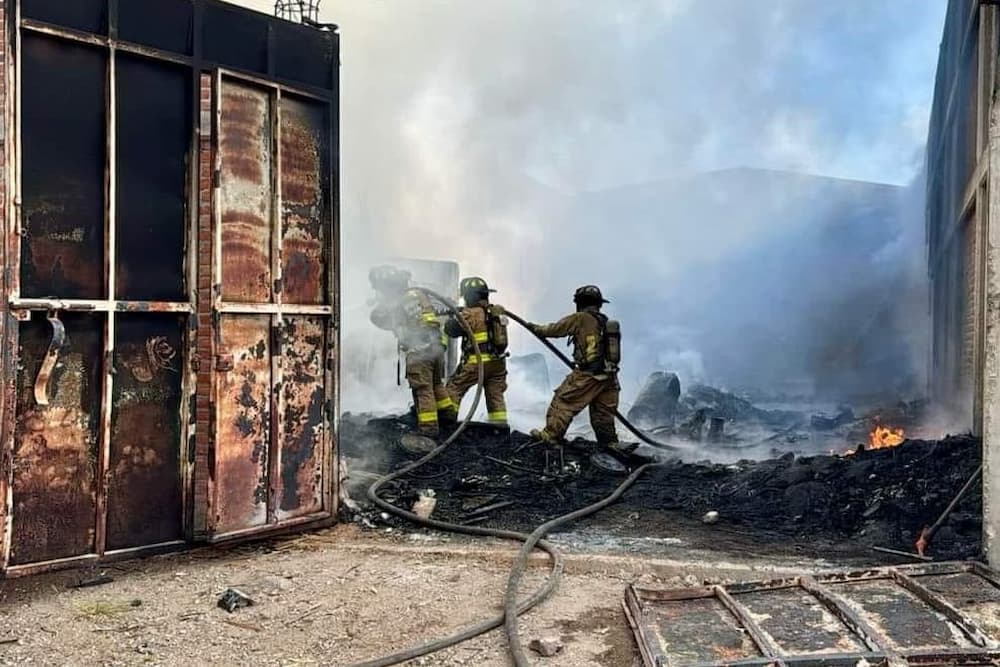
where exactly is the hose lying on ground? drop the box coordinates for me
[502,462,664,666]
[348,288,565,667]
[504,308,684,453]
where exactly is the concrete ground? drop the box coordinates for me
[0,524,845,666]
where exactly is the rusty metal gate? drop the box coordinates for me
[207,72,335,540]
[625,562,1000,667]
[0,0,339,577]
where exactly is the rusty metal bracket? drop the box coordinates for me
[34,311,66,406]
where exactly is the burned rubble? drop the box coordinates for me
[340,410,981,561]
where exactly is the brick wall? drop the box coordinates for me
[192,72,213,537]
[0,0,10,564]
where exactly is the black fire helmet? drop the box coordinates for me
[460,276,495,304]
[573,284,609,306]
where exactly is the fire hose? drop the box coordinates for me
[350,295,671,666]
[503,309,680,453]
[349,288,565,667]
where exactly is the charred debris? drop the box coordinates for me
[341,374,980,561]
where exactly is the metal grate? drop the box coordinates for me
[625,561,1000,667]
[274,0,322,23]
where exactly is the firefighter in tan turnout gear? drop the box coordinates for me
[369,266,455,438]
[527,285,634,455]
[442,277,509,429]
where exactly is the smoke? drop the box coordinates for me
[235,0,945,416]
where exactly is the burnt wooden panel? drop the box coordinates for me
[276,316,325,520]
[10,314,103,566]
[220,81,272,304]
[22,0,107,35]
[280,96,329,305]
[215,315,270,533]
[106,315,184,550]
[21,36,106,299]
[116,56,191,302]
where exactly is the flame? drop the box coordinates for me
[868,425,905,450]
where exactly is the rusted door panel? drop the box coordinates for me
[219,81,272,304]
[10,314,103,566]
[106,315,184,550]
[20,35,107,299]
[214,315,271,534]
[280,96,329,305]
[275,316,325,520]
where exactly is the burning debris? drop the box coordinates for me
[341,414,982,561]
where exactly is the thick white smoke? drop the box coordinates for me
[234,0,945,416]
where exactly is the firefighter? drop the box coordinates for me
[527,285,634,454]
[442,277,510,429]
[369,266,455,438]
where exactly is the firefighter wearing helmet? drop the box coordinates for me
[526,285,634,455]
[441,277,510,429]
[368,266,455,438]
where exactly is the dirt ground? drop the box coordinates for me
[0,524,840,667]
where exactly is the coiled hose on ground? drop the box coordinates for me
[349,296,671,666]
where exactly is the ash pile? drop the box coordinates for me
[340,408,981,561]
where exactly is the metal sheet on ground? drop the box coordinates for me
[916,572,1000,638]
[10,314,103,565]
[275,316,325,520]
[215,315,271,534]
[219,81,272,304]
[106,315,185,550]
[626,563,1000,667]
[831,580,970,651]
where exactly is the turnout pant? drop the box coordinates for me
[445,359,508,425]
[406,351,453,436]
[540,370,619,444]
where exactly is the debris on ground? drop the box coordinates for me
[68,574,114,589]
[411,490,437,519]
[702,511,719,524]
[341,414,981,560]
[529,637,564,657]
[217,588,255,613]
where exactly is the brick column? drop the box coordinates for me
[192,72,214,538]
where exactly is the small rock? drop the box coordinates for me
[217,588,254,613]
[529,637,564,657]
[702,511,719,524]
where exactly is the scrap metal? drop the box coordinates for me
[626,562,1000,667]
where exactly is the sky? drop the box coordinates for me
[237,0,947,189]
[232,0,949,414]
